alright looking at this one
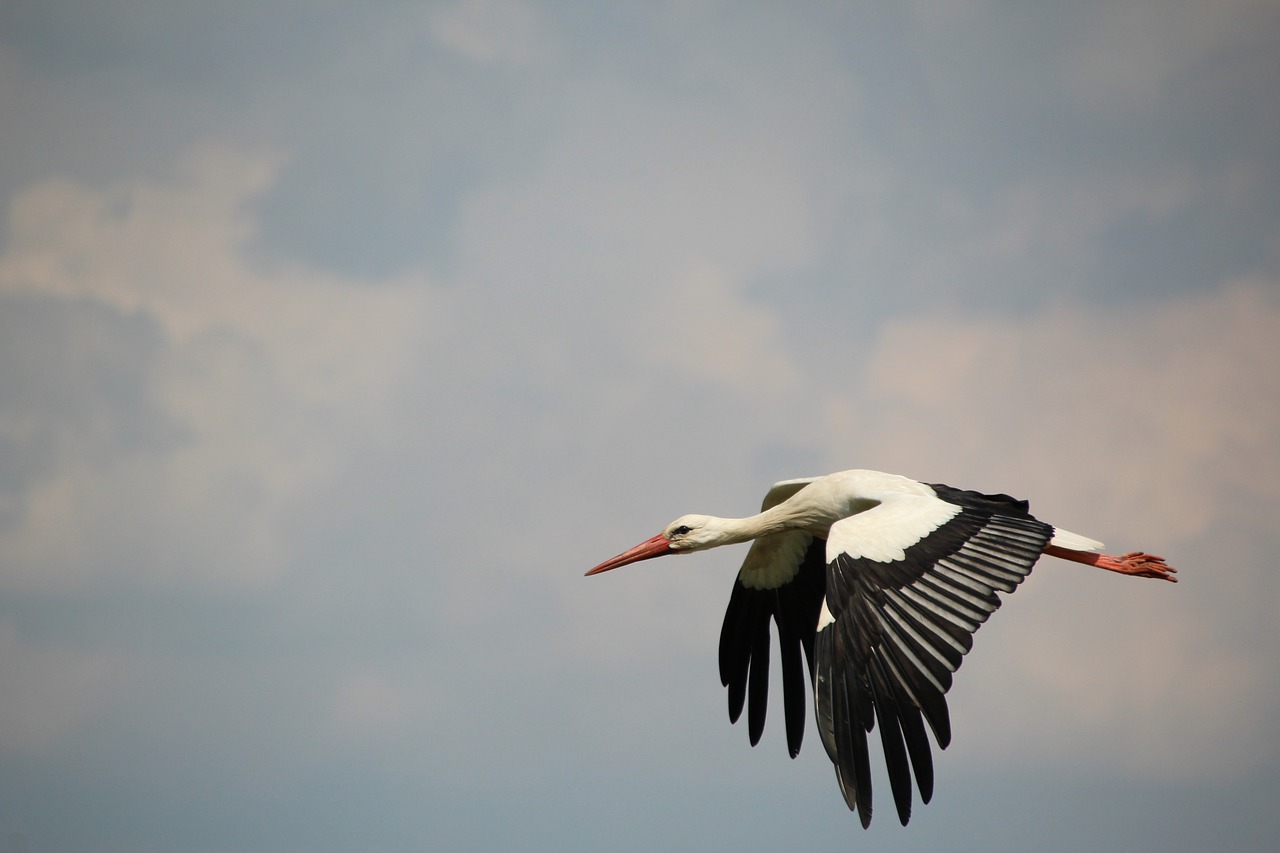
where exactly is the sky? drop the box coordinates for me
[1,1,1279,851]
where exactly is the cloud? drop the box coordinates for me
[542,277,1280,785]
[640,263,800,393]
[325,669,428,743]
[0,620,120,753]
[0,146,432,590]
[1069,0,1279,107]
[1,5,1277,849]
[428,0,554,66]
[817,280,1280,779]
[853,280,1280,534]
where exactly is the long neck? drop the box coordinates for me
[712,502,812,545]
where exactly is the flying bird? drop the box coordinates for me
[585,469,1176,828]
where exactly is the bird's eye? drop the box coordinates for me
[673,525,692,536]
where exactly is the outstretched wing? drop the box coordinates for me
[814,486,1052,827]
[718,478,826,758]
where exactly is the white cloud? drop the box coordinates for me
[1,5,1277,846]
[818,280,1280,779]
[0,146,433,590]
[428,0,554,66]
[548,280,1280,784]
[642,263,800,393]
[452,77,818,290]
[852,280,1280,537]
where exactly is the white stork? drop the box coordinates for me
[585,469,1176,828]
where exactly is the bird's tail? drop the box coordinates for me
[1048,527,1104,552]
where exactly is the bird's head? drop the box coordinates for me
[585,514,727,576]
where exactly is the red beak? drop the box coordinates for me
[585,533,672,576]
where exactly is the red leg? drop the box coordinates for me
[1043,545,1178,582]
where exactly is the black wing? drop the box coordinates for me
[814,487,1052,827]
[718,535,826,757]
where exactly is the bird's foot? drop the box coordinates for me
[1094,551,1178,583]
[1044,545,1179,582]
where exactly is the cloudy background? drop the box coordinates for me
[2,1,1279,850]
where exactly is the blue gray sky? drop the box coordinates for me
[2,2,1279,851]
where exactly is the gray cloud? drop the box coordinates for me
[1,2,1278,851]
